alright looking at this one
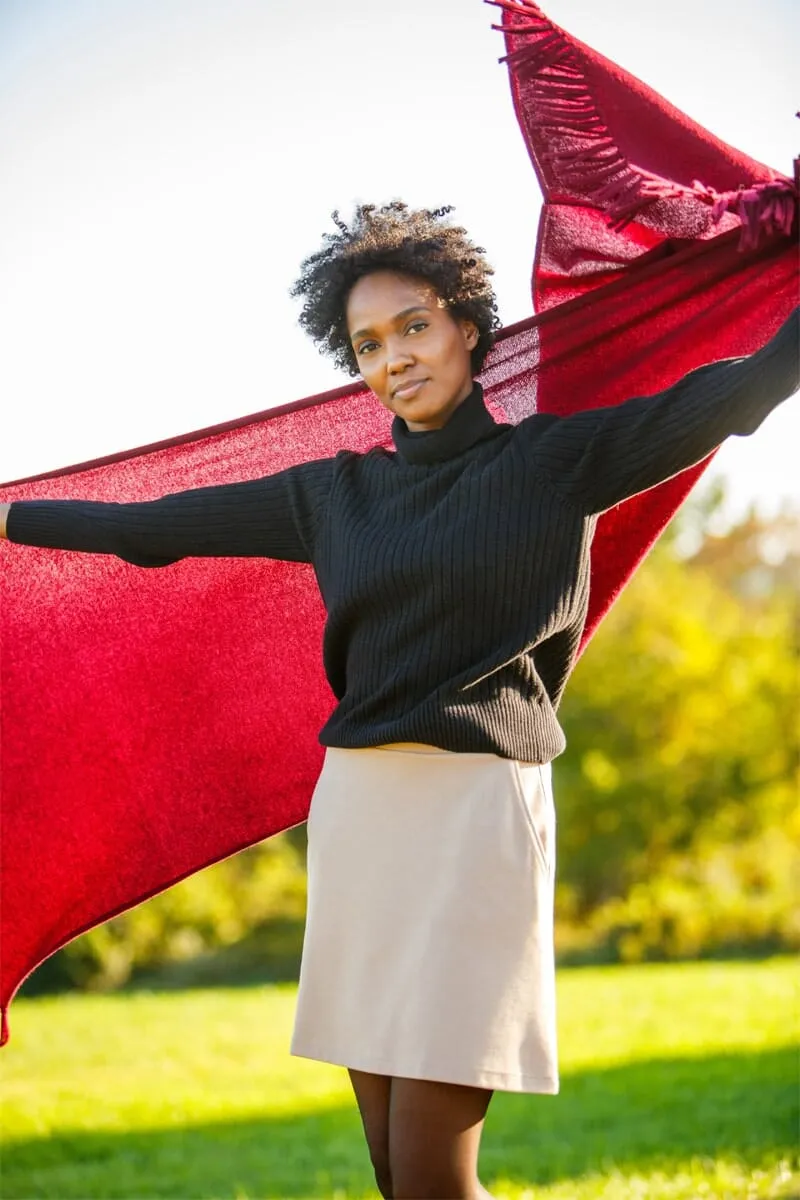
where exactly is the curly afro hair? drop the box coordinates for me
[290,201,501,377]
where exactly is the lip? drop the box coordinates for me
[392,379,428,400]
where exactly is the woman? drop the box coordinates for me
[1,202,798,1200]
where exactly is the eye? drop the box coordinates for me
[356,340,378,356]
[407,321,428,335]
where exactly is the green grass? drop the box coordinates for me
[1,959,797,1199]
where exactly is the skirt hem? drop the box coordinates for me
[289,1045,560,1096]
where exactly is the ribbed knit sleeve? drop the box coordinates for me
[527,306,799,515]
[6,457,336,567]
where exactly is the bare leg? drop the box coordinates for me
[389,1076,494,1199]
[348,1068,394,1198]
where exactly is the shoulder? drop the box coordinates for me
[515,412,563,438]
[500,411,564,458]
[330,444,398,472]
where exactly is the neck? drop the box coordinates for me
[391,382,500,466]
[404,380,475,433]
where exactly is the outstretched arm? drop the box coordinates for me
[527,307,799,515]
[1,457,335,567]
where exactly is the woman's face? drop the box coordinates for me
[345,270,478,432]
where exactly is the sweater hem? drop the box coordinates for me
[318,726,567,763]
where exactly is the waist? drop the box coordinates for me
[374,742,454,754]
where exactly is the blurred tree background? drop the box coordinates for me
[24,481,799,995]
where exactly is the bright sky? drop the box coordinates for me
[1,0,798,520]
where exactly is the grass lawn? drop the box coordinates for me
[1,958,797,1199]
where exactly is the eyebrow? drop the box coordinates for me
[350,306,432,342]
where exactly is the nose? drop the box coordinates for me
[386,338,415,375]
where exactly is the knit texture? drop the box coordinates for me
[9,309,798,763]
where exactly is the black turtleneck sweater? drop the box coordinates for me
[6,309,798,761]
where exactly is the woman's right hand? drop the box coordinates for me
[0,502,11,539]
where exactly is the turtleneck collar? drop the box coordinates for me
[391,381,498,466]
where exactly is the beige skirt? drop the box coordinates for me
[290,743,559,1094]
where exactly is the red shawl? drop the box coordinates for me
[1,0,796,1042]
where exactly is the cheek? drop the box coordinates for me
[441,329,472,373]
[425,328,459,370]
[356,357,380,387]
[359,363,393,405]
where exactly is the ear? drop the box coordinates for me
[461,319,479,351]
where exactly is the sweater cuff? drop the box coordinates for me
[6,501,66,548]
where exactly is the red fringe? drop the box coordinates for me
[485,0,670,228]
[485,0,799,245]
[691,177,798,249]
